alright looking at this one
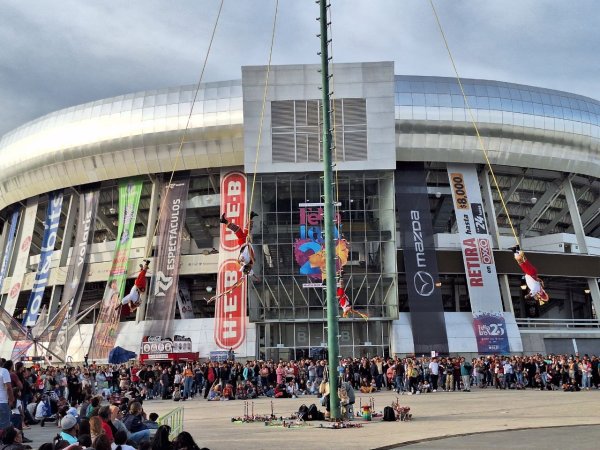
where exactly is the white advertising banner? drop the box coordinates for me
[447,163,510,353]
[4,199,38,316]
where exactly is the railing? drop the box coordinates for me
[516,318,600,329]
[158,407,184,440]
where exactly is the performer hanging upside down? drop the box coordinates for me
[220,211,259,277]
[115,259,150,312]
[337,279,368,320]
[511,245,549,305]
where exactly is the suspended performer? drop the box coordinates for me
[337,279,368,320]
[115,259,150,312]
[511,245,549,305]
[220,211,258,277]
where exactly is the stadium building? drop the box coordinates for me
[0,61,599,362]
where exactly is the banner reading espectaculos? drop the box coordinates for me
[89,180,143,360]
[214,171,247,350]
[145,176,190,338]
[47,189,99,361]
[447,163,510,354]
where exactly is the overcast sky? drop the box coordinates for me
[1,0,598,137]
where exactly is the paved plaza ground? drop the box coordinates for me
[24,388,600,449]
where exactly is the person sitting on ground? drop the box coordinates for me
[111,430,135,450]
[97,406,114,443]
[59,415,79,445]
[78,434,92,449]
[89,416,104,443]
[93,434,112,450]
[151,425,174,450]
[221,383,234,401]
[122,402,150,445]
[173,431,209,450]
[0,425,29,450]
[143,413,159,430]
[207,384,221,401]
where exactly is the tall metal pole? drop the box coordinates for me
[319,0,340,420]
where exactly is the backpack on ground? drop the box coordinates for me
[307,403,324,421]
[383,406,396,422]
[298,404,309,420]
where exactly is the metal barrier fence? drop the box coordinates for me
[158,406,184,440]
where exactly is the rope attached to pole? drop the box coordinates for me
[429,0,520,247]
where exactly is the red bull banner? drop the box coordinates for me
[89,179,143,360]
[214,171,247,349]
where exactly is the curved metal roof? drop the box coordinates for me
[0,75,598,211]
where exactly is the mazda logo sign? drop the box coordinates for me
[414,271,435,296]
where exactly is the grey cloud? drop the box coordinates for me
[0,0,598,138]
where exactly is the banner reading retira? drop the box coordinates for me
[447,163,510,354]
[214,171,247,350]
[89,179,143,360]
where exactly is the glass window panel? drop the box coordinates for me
[449,82,461,94]
[486,85,500,97]
[522,102,534,114]
[475,85,488,96]
[476,96,490,109]
[435,82,450,94]
[500,98,513,109]
[424,81,436,92]
[512,100,523,113]
[155,94,167,106]
[509,88,521,100]
[411,93,425,106]
[488,97,501,109]
[519,90,532,102]
[409,81,425,92]
[143,96,156,107]
[397,93,412,105]
[498,87,510,98]
[437,94,451,107]
[462,84,476,95]
[425,93,438,106]
[395,79,411,92]
[451,95,464,107]
[530,91,542,103]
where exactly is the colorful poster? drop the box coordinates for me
[447,163,510,354]
[4,199,38,316]
[47,189,99,361]
[396,163,449,354]
[145,177,190,336]
[293,204,349,282]
[214,171,247,349]
[0,210,20,293]
[177,280,194,320]
[89,180,143,360]
[23,191,63,327]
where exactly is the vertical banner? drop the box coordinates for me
[4,198,38,316]
[176,280,195,319]
[0,210,20,293]
[214,171,247,350]
[145,177,190,337]
[396,163,449,354]
[89,179,143,360]
[23,191,63,326]
[447,163,510,353]
[47,189,99,361]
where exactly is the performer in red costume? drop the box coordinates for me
[511,245,549,305]
[337,279,368,320]
[116,259,150,311]
[220,212,258,277]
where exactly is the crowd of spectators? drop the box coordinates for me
[1,352,598,449]
[0,357,209,450]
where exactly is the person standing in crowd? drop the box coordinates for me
[428,357,439,392]
[182,365,194,400]
[1,361,15,430]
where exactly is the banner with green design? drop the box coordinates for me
[89,179,143,359]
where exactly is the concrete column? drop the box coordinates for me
[48,194,79,317]
[0,219,9,269]
[499,275,515,315]
[479,170,501,248]
[587,279,600,322]
[563,177,589,254]
[138,177,161,322]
